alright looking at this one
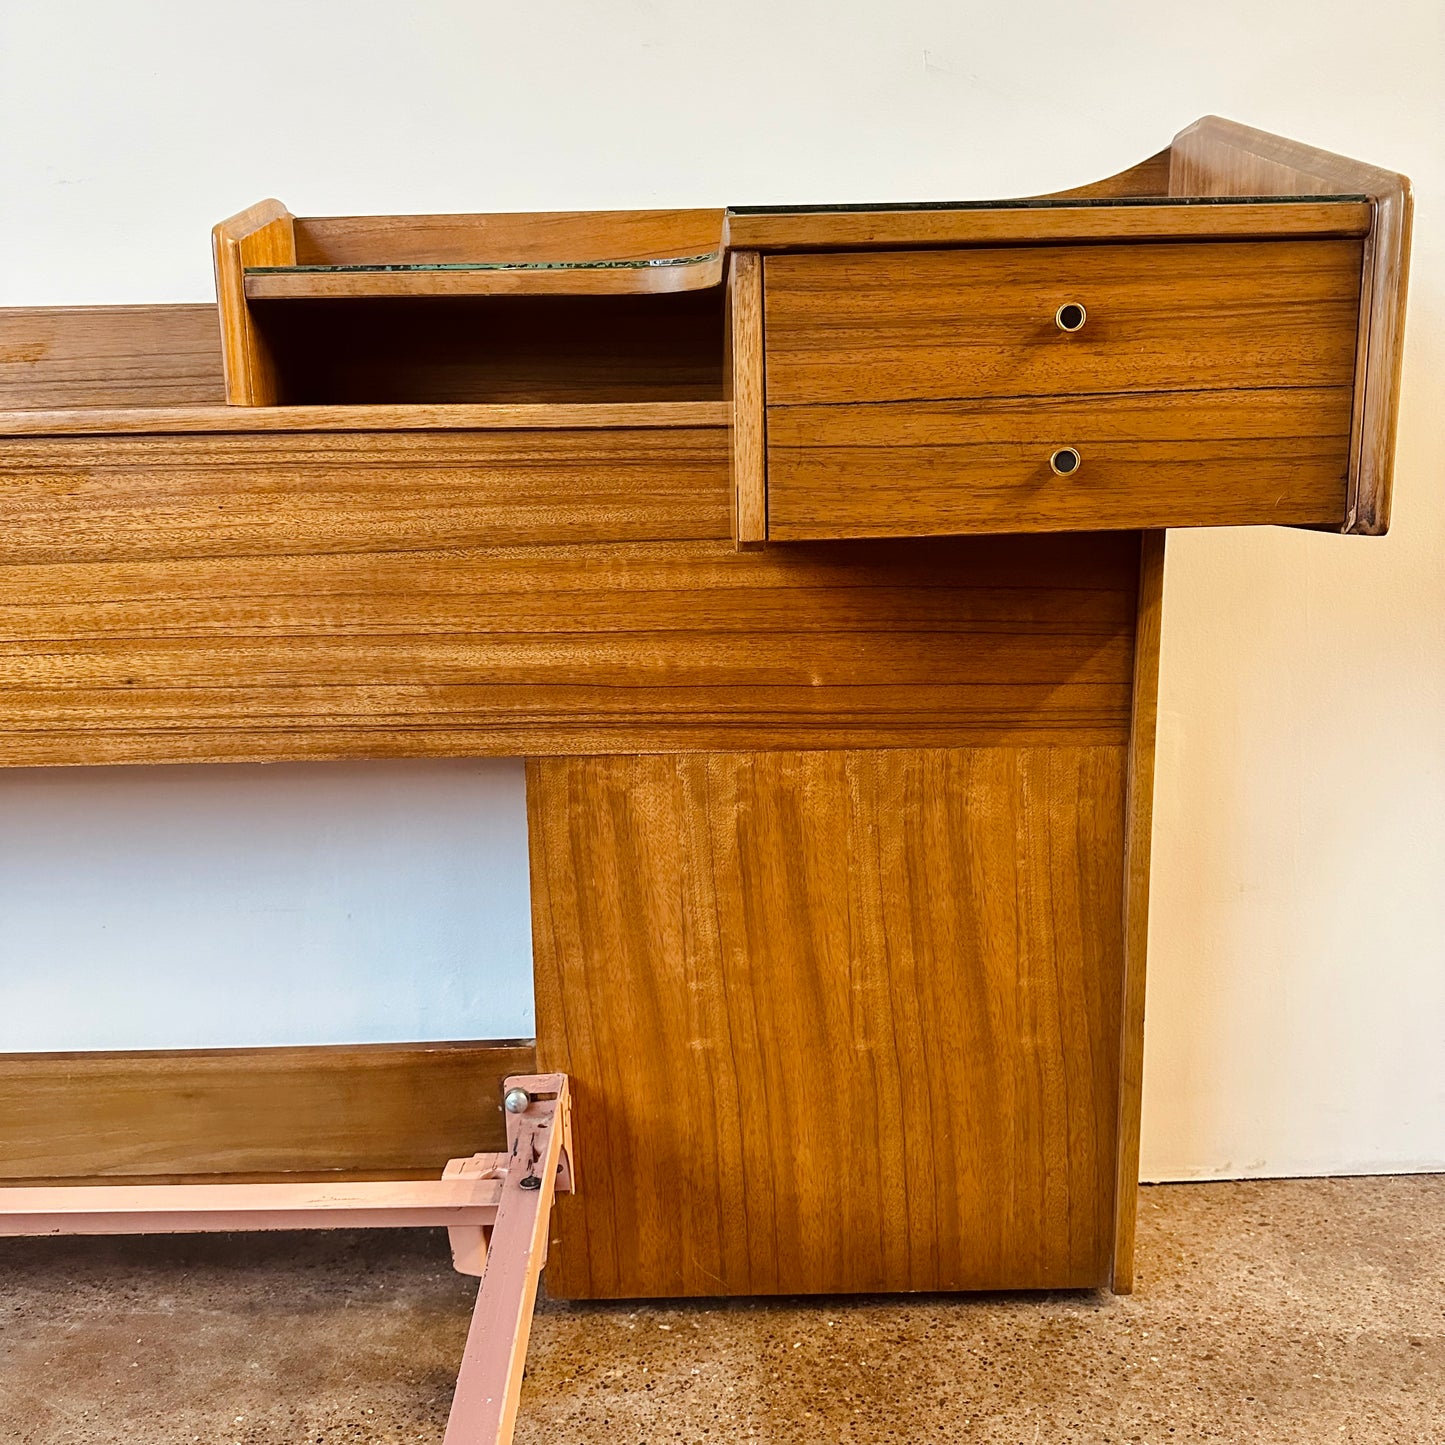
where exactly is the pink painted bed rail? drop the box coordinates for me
[0,1072,574,1445]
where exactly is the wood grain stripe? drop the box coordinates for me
[0,1041,535,1185]
[0,306,224,411]
[0,426,1141,763]
[0,402,732,436]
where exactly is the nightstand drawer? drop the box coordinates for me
[766,387,1353,538]
[763,240,1363,406]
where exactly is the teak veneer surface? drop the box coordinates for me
[0,428,733,564]
[724,199,1370,251]
[531,746,1127,1298]
[0,1041,533,1186]
[725,252,767,546]
[1041,150,1171,200]
[0,402,731,436]
[763,240,1362,406]
[291,208,726,267]
[0,119,1408,1304]
[767,387,1353,538]
[0,414,1137,761]
[213,199,295,405]
[0,306,224,410]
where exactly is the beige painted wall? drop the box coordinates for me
[0,0,1440,1177]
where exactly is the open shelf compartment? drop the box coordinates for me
[213,202,727,405]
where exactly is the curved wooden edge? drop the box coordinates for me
[1111,528,1166,1294]
[1036,148,1172,201]
[241,254,723,301]
[212,198,295,405]
[214,198,294,243]
[1170,117,1412,536]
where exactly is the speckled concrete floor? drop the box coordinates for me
[0,1176,1440,1444]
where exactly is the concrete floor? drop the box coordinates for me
[0,1176,1440,1444]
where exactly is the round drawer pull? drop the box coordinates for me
[1054,302,1087,333]
[1049,447,1082,476]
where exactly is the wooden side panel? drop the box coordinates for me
[763,240,1363,407]
[212,199,296,405]
[0,306,224,409]
[531,745,1127,1298]
[768,387,1353,538]
[0,1040,534,1186]
[0,425,1137,763]
[1112,531,1166,1292]
[1170,116,1412,534]
[725,251,767,547]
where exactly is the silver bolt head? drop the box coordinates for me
[503,1087,531,1115]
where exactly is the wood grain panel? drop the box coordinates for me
[292,208,725,267]
[0,1041,534,1186]
[726,199,1369,252]
[0,427,731,565]
[1169,116,1412,536]
[0,531,1138,765]
[763,241,1362,406]
[0,306,224,410]
[0,402,731,436]
[768,387,1352,538]
[530,746,1127,1297]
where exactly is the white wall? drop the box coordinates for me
[1,1,1441,1177]
[0,762,533,1049]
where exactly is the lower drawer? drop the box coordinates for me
[766,387,1353,538]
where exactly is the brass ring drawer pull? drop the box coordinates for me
[1054,302,1087,332]
[1049,447,1082,476]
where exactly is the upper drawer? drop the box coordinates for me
[763,240,1364,406]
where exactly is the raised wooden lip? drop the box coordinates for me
[0,400,733,436]
[724,199,1371,250]
[1168,116,1412,536]
[243,253,725,300]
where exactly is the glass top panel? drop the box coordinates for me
[246,253,720,274]
[726,193,1367,215]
